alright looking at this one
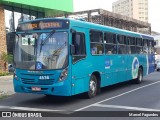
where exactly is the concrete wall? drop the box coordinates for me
[0,5,7,71]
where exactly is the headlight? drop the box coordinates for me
[59,67,68,82]
[14,70,18,80]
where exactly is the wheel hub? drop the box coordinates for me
[90,80,96,94]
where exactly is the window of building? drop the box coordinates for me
[5,10,13,32]
[14,12,22,31]
[22,9,30,22]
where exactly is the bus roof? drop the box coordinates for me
[19,18,152,39]
[69,18,142,37]
[141,34,154,40]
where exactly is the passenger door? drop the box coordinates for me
[71,27,88,95]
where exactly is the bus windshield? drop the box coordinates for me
[14,31,68,70]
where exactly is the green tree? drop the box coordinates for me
[0,52,13,71]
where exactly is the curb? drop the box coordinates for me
[0,75,13,81]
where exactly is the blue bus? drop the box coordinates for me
[13,18,155,98]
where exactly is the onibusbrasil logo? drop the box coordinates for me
[132,57,139,79]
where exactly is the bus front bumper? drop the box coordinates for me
[13,79,72,96]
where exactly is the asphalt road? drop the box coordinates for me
[0,72,160,119]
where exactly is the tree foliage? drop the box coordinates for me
[0,52,13,71]
[0,52,13,64]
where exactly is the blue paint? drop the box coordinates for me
[148,54,155,74]
[105,58,111,68]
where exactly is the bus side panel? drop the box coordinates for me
[126,54,147,81]
[103,55,118,87]
[148,54,155,74]
[125,55,134,81]
[116,55,127,82]
[138,54,155,78]
[71,56,105,95]
[136,54,146,76]
[71,27,105,95]
[71,60,91,95]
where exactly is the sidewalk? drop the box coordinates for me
[0,75,15,96]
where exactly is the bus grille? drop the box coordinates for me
[21,78,54,85]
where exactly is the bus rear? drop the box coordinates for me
[13,18,72,96]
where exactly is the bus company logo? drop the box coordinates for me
[132,57,139,79]
[105,58,111,69]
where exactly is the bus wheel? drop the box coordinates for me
[134,68,143,84]
[86,75,98,98]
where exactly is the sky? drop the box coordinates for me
[73,0,160,33]
[5,0,160,33]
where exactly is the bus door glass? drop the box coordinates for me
[71,27,87,95]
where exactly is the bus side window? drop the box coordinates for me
[72,32,86,63]
[117,35,127,54]
[90,30,104,55]
[129,37,136,54]
[148,40,154,54]
[136,38,143,54]
[143,39,148,54]
[104,33,117,54]
[126,36,131,54]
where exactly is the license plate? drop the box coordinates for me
[32,87,41,91]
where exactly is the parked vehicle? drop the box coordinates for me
[8,64,15,72]
[156,60,160,71]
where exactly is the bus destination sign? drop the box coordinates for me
[17,19,69,31]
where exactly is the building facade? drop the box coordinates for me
[154,35,160,55]
[112,0,148,22]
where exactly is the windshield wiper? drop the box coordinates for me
[48,42,67,61]
[39,30,55,55]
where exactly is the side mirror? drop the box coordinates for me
[70,45,76,55]
[70,29,76,33]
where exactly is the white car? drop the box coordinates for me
[156,60,160,71]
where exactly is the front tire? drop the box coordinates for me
[134,68,143,84]
[86,75,98,98]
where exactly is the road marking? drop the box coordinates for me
[0,105,64,112]
[94,104,160,111]
[75,81,160,111]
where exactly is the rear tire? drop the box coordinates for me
[134,68,143,84]
[85,75,98,99]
